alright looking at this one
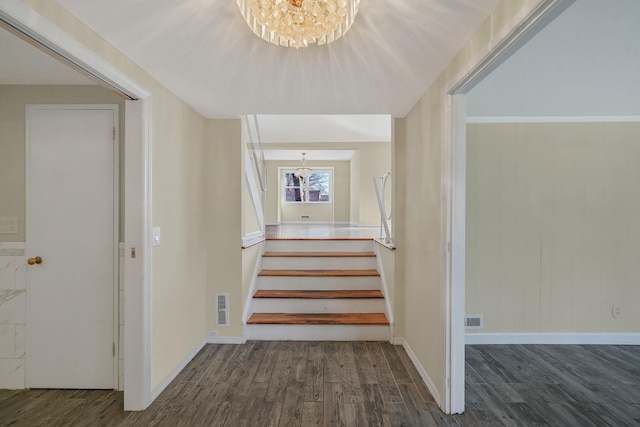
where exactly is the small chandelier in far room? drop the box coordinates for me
[237,0,360,48]
[295,152,311,178]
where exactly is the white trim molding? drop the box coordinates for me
[151,339,206,401]
[242,231,265,249]
[206,332,246,345]
[466,333,640,346]
[467,116,640,124]
[393,338,442,408]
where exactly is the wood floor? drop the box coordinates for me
[1,343,639,426]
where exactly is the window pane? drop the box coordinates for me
[308,172,330,202]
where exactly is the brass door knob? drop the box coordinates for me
[27,256,43,265]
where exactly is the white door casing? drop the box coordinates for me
[26,105,118,389]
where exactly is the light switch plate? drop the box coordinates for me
[0,217,18,234]
[152,227,161,246]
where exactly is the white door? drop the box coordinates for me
[26,105,117,389]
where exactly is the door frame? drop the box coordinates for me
[0,1,153,410]
[441,0,576,413]
[25,104,120,389]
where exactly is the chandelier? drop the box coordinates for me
[237,0,360,48]
[295,152,311,178]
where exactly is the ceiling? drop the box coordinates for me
[0,27,93,85]
[263,149,355,161]
[55,0,502,118]
[467,0,640,117]
[250,115,391,143]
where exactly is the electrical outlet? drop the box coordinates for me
[612,303,623,319]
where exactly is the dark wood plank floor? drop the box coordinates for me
[1,343,639,426]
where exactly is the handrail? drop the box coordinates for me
[243,115,268,237]
[244,115,268,192]
[372,172,392,245]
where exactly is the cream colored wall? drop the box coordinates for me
[0,85,125,242]
[205,119,244,337]
[376,243,396,329]
[466,121,640,333]
[395,0,541,403]
[20,1,210,389]
[358,142,392,226]
[265,160,350,223]
[242,243,263,319]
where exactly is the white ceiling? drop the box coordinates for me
[467,0,640,117]
[252,115,391,143]
[0,27,94,85]
[56,0,502,118]
[263,149,355,161]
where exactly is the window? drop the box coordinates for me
[283,170,331,203]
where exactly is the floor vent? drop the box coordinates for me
[216,293,229,326]
[464,314,483,329]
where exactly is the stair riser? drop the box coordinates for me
[252,298,385,313]
[257,276,381,290]
[245,324,390,341]
[265,240,374,253]
[260,257,377,270]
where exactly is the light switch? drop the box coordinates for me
[0,217,18,234]
[152,227,161,246]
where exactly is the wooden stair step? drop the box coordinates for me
[266,237,373,241]
[258,269,380,277]
[247,313,389,325]
[253,290,384,299]
[263,251,376,258]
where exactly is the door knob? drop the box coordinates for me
[27,256,43,265]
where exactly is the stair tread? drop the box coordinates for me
[258,269,380,277]
[266,237,373,241]
[253,290,384,299]
[263,252,376,258]
[247,313,389,325]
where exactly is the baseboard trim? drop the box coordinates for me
[393,338,442,408]
[467,115,640,124]
[151,339,206,401]
[465,333,640,345]
[206,332,246,344]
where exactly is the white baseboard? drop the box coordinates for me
[465,333,640,345]
[151,339,206,401]
[207,332,246,344]
[393,338,442,408]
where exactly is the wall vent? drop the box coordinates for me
[464,314,483,329]
[301,215,310,219]
[216,293,229,326]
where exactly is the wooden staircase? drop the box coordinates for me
[245,238,391,341]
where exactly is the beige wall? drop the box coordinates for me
[265,160,349,223]
[20,1,211,389]
[395,0,541,403]
[0,85,125,242]
[466,121,640,333]
[205,119,244,337]
[357,142,393,226]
